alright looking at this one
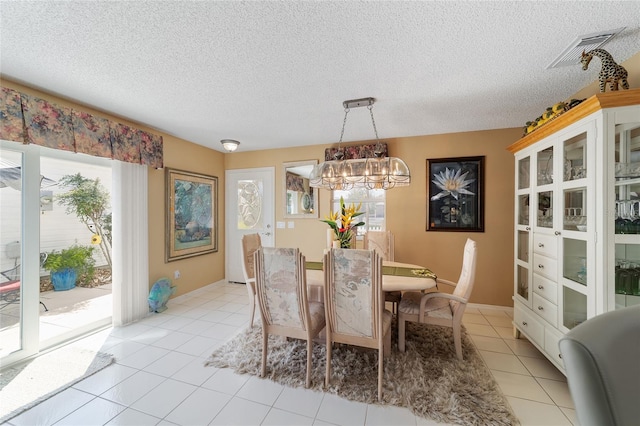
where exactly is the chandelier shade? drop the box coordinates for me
[309,97,411,190]
[309,156,410,190]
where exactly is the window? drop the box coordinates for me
[332,188,385,236]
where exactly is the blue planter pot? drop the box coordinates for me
[51,268,77,291]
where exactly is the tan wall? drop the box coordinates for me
[1,79,226,297]
[226,127,522,307]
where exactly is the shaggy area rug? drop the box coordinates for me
[0,346,114,423]
[206,321,517,425]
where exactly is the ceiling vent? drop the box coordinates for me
[547,27,626,69]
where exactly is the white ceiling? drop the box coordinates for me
[1,1,639,153]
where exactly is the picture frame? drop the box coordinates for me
[166,168,218,262]
[426,156,485,232]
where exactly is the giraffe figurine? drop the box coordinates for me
[580,48,629,92]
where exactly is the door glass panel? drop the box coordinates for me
[518,156,530,190]
[537,191,553,228]
[563,132,587,181]
[0,149,23,357]
[563,238,587,286]
[39,154,113,346]
[237,179,264,230]
[563,286,586,329]
[517,265,529,300]
[518,195,529,226]
[564,188,586,231]
[517,231,529,262]
[614,244,640,309]
[537,146,553,185]
[614,123,640,234]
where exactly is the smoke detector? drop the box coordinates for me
[547,27,626,69]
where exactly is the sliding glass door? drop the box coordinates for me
[0,143,41,364]
[0,141,113,366]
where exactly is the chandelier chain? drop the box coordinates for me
[368,104,380,142]
[338,107,350,146]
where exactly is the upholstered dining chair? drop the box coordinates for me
[364,230,394,261]
[364,230,400,314]
[323,248,392,402]
[398,238,477,360]
[241,233,261,328]
[254,247,326,388]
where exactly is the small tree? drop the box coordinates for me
[56,173,112,269]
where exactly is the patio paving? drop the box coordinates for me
[0,284,112,357]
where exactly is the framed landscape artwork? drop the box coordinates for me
[166,168,218,262]
[426,156,485,232]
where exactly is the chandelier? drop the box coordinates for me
[309,97,410,190]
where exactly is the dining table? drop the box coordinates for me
[304,260,437,303]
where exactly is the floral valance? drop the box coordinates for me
[324,142,388,161]
[285,171,305,192]
[0,86,163,168]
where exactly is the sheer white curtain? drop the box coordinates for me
[112,161,149,326]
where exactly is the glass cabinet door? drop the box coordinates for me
[515,153,533,305]
[613,122,640,309]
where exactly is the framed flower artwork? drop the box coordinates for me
[426,156,485,232]
[166,168,218,261]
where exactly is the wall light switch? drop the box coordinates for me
[277,221,285,229]
[288,221,294,228]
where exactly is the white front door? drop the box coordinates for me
[225,167,275,283]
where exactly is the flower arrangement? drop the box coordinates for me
[321,197,365,248]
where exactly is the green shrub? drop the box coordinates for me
[43,244,96,285]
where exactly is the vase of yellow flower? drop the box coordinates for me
[321,197,365,248]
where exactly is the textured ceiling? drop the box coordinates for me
[1,1,639,153]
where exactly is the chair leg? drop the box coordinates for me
[453,325,463,360]
[247,282,256,328]
[384,327,391,357]
[325,339,332,389]
[261,329,268,377]
[306,339,312,388]
[378,344,383,402]
[398,313,406,352]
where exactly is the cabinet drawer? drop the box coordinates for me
[514,306,544,347]
[533,254,558,281]
[533,274,557,304]
[544,327,565,371]
[533,293,557,326]
[533,234,557,257]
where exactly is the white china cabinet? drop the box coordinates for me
[509,89,640,373]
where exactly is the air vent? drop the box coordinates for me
[547,27,626,69]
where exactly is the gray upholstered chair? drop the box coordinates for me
[241,233,261,328]
[323,248,392,402]
[397,238,477,360]
[254,247,326,388]
[558,305,640,426]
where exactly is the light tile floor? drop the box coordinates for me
[4,282,577,426]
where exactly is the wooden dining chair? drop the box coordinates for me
[254,247,326,388]
[323,248,391,402]
[241,233,261,328]
[364,230,400,314]
[398,238,477,360]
